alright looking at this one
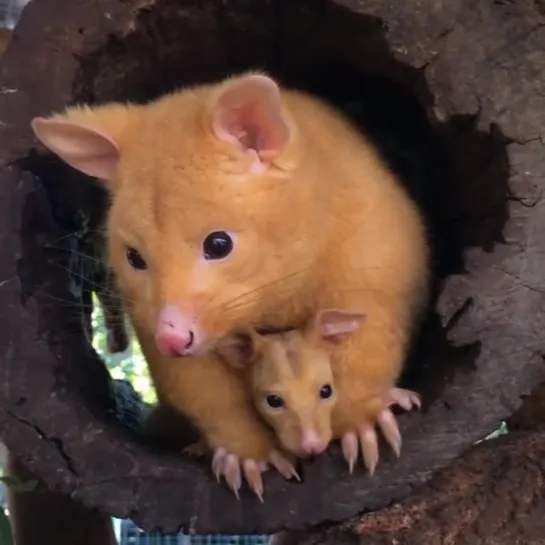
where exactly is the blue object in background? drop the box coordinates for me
[114,519,271,545]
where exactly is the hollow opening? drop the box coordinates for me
[20,0,511,447]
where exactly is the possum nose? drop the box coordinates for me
[155,304,197,357]
[300,428,327,455]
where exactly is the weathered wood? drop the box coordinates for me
[272,427,545,545]
[273,379,545,544]
[5,449,117,545]
[0,0,545,535]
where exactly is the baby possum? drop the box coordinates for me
[31,70,430,478]
[217,309,368,459]
[219,309,420,471]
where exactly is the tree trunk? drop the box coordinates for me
[5,448,117,545]
[0,0,545,536]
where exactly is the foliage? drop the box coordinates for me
[91,293,157,404]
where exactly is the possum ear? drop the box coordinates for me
[216,329,265,368]
[31,116,121,182]
[307,309,367,345]
[210,74,290,163]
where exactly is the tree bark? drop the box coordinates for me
[272,380,545,545]
[0,0,545,536]
[5,449,117,545]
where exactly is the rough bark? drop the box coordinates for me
[0,0,544,536]
[5,449,117,545]
[272,380,545,545]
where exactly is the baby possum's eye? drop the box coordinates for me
[126,247,147,270]
[202,231,234,261]
[265,394,285,409]
[319,384,334,400]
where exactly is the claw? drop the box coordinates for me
[243,459,264,503]
[389,387,421,411]
[210,448,270,501]
[269,450,300,481]
[340,389,420,476]
[212,447,227,482]
[341,431,359,474]
[224,453,242,499]
[358,424,379,475]
[377,408,402,457]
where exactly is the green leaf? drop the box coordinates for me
[0,509,14,545]
[0,476,38,493]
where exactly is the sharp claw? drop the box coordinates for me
[377,409,402,457]
[224,454,242,499]
[358,424,379,475]
[341,431,359,474]
[212,448,226,482]
[290,467,301,482]
[269,450,300,481]
[243,460,264,503]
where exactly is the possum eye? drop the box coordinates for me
[126,247,147,270]
[265,394,285,409]
[202,231,233,260]
[319,384,333,400]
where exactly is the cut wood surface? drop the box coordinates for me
[272,381,545,544]
[0,0,544,535]
[273,428,545,545]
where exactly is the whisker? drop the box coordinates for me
[218,262,404,315]
[217,267,312,312]
[49,264,117,295]
[219,283,408,320]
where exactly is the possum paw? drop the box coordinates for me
[182,439,208,458]
[388,387,421,412]
[211,447,299,502]
[341,387,421,475]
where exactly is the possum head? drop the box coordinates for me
[31,74,324,356]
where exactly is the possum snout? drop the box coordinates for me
[299,427,327,456]
[155,304,202,357]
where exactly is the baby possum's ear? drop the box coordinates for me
[30,103,130,186]
[216,328,265,368]
[306,309,367,346]
[208,72,291,165]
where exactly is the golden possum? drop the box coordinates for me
[216,309,369,460]
[31,72,429,482]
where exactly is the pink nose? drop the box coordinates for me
[299,428,327,456]
[155,304,198,357]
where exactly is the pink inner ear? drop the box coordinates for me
[31,117,120,181]
[212,75,290,163]
[317,310,367,342]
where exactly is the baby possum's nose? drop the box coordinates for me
[299,428,327,456]
[155,304,200,357]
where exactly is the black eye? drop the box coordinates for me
[126,247,147,270]
[319,384,333,400]
[266,394,285,409]
[203,231,233,260]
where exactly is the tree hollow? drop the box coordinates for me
[0,0,544,535]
